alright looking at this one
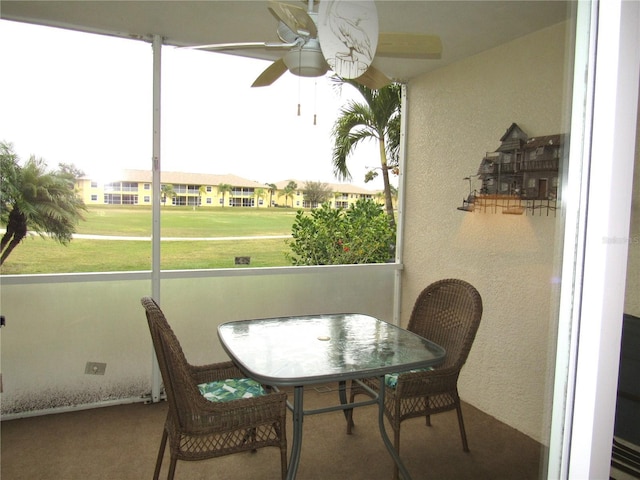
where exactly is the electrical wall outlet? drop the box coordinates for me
[85,362,107,375]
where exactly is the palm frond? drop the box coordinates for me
[330,78,402,230]
[1,142,86,263]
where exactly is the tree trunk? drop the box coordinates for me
[379,139,396,231]
[0,209,27,265]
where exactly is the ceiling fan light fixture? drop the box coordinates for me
[187,1,442,89]
[283,41,328,77]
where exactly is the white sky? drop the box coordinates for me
[1,19,389,190]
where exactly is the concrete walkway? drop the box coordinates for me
[71,234,292,241]
[0,230,292,242]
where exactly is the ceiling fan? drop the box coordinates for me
[186,0,442,90]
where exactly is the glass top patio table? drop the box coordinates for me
[217,313,445,386]
[218,313,446,480]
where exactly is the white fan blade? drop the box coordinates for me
[268,1,317,38]
[354,65,392,90]
[181,42,296,52]
[317,0,379,79]
[252,58,289,87]
[377,32,442,59]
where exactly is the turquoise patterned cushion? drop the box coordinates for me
[385,367,434,389]
[198,378,266,402]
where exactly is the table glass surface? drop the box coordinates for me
[217,314,446,386]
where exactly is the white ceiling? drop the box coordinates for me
[1,1,570,83]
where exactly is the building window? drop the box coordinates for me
[121,182,138,192]
[144,183,150,190]
[229,197,254,207]
[91,194,98,201]
[231,187,254,197]
[91,181,98,188]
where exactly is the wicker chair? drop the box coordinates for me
[140,297,288,480]
[346,279,482,480]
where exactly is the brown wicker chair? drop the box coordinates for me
[346,279,482,480]
[140,297,288,480]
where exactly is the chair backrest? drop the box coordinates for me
[141,296,203,426]
[407,279,483,372]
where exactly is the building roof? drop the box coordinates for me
[86,170,380,193]
[116,169,268,188]
[273,179,380,195]
[499,122,527,143]
[497,123,528,152]
[524,134,565,149]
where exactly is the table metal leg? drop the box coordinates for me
[338,380,352,422]
[287,386,304,480]
[284,381,388,478]
[376,376,412,480]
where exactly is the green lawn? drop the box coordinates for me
[1,205,299,274]
[76,205,297,237]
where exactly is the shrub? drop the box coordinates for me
[286,199,395,265]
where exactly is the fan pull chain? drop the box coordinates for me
[313,80,317,125]
[297,49,302,117]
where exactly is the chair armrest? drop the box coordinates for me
[185,389,288,433]
[190,361,245,384]
[394,367,460,397]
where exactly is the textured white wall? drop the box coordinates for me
[0,266,397,415]
[402,21,570,443]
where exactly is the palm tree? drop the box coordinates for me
[198,185,207,207]
[330,79,401,228]
[0,142,86,265]
[218,183,232,207]
[160,184,176,206]
[284,181,297,208]
[254,188,265,208]
[266,183,277,207]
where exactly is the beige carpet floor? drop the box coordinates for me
[1,384,543,480]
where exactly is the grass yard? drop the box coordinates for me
[1,205,299,274]
[76,205,297,237]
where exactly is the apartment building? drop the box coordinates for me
[75,169,382,209]
[271,179,382,209]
